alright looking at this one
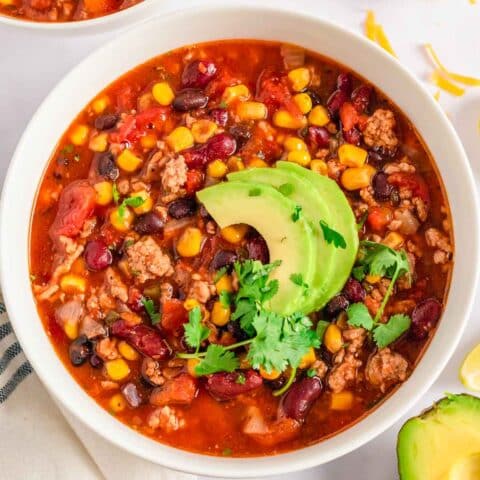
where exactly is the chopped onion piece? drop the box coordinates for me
[280,44,305,69]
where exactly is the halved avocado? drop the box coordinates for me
[197,181,317,314]
[277,161,358,300]
[228,167,335,313]
[397,394,480,480]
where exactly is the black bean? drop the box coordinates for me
[121,382,142,408]
[89,354,103,369]
[305,89,323,106]
[96,152,119,181]
[69,335,92,366]
[324,294,349,318]
[173,89,209,112]
[94,114,118,131]
[133,212,164,235]
[210,250,237,271]
[229,124,252,149]
[372,172,393,201]
[246,236,269,264]
[168,197,197,219]
[199,204,212,220]
[226,320,250,342]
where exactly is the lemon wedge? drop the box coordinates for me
[460,344,480,390]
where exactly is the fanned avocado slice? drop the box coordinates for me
[197,181,317,314]
[277,161,358,301]
[228,167,335,313]
[397,394,480,480]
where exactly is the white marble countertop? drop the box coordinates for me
[1,0,479,478]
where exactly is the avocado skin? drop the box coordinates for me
[397,393,480,480]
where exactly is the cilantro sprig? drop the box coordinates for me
[141,297,161,325]
[290,273,309,296]
[319,220,347,249]
[184,306,209,353]
[291,205,302,222]
[118,195,145,218]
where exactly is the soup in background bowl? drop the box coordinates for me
[1,6,478,477]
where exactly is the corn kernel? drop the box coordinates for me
[105,358,130,381]
[141,133,157,149]
[94,181,113,206]
[382,232,404,250]
[298,347,316,369]
[118,341,139,361]
[221,224,249,244]
[64,321,78,340]
[338,144,368,168]
[247,157,269,168]
[211,301,230,327]
[238,352,251,369]
[184,298,200,311]
[130,190,152,215]
[177,227,203,257]
[237,102,268,121]
[273,110,307,129]
[366,274,381,284]
[284,136,308,152]
[117,149,142,172]
[324,324,343,354]
[259,366,281,380]
[227,156,245,172]
[187,358,200,377]
[110,207,135,232]
[152,81,175,106]
[341,165,376,191]
[89,132,108,152]
[288,67,311,92]
[287,150,311,167]
[92,95,109,114]
[207,159,228,178]
[69,124,89,146]
[191,119,217,143]
[308,105,330,127]
[166,126,194,153]
[109,393,127,413]
[293,93,313,114]
[330,391,354,411]
[60,274,87,294]
[310,159,328,175]
[215,275,233,293]
[222,84,250,104]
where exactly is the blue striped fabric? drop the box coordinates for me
[0,296,32,403]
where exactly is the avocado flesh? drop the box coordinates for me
[228,167,335,313]
[197,181,317,314]
[277,161,359,300]
[397,394,480,480]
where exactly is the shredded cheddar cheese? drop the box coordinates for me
[365,10,376,40]
[364,11,397,57]
[430,71,466,97]
[433,90,441,102]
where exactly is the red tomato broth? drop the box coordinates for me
[29,40,453,457]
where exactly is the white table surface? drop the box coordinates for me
[1,0,480,478]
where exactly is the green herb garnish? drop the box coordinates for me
[319,220,347,249]
[219,290,232,308]
[118,195,145,218]
[183,306,209,353]
[141,297,161,325]
[292,205,302,222]
[213,266,228,283]
[316,320,330,344]
[306,368,316,378]
[112,183,120,204]
[290,273,309,295]
[249,188,262,197]
[278,183,294,196]
[194,344,239,376]
[235,372,246,384]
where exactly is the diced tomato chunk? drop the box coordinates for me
[367,206,393,232]
[149,373,198,406]
[161,299,189,335]
[388,172,430,204]
[185,170,205,194]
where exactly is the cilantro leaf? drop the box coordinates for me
[347,303,374,330]
[249,188,261,197]
[306,368,316,377]
[141,297,161,325]
[291,205,302,222]
[352,265,366,282]
[195,344,239,376]
[373,314,411,348]
[184,306,209,352]
[118,195,146,218]
[356,211,368,231]
[278,183,294,196]
[112,183,120,204]
[316,320,330,344]
[289,273,309,295]
[219,290,232,308]
[214,266,228,283]
[319,220,347,249]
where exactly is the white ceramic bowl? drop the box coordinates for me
[1,4,478,478]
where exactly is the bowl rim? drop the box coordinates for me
[1,3,479,477]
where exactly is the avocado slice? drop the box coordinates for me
[228,167,335,313]
[277,161,358,301]
[197,181,317,314]
[397,394,480,480]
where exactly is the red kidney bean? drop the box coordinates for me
[111,320,171,360]
[181,59,217,89]
[210,250,238,271]
[343,127,361,145]
[280,376,322,421]
[411,298,442,340]
[305,126,330,149]
[168,197,197,219]
[69,335,92,366]
[94,114,118,131]
[342,277,366,303]
[206,133,237,161]
[209,108,229,126]
[173,89,209,112]
[326,89,347,117]
[351,85,372,113]
[122,382,142,408]
[84,239,113,271]
[206,370,263,401]
[246,236,270,264]
[183,145,209,168]
[337,73,353,95]
[325,294,349,318]
[96,152,119,181]
[372,172,393,201]
[133,212,164,235]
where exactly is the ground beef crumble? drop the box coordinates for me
[363,109,399,152]
[365,348,409,392]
